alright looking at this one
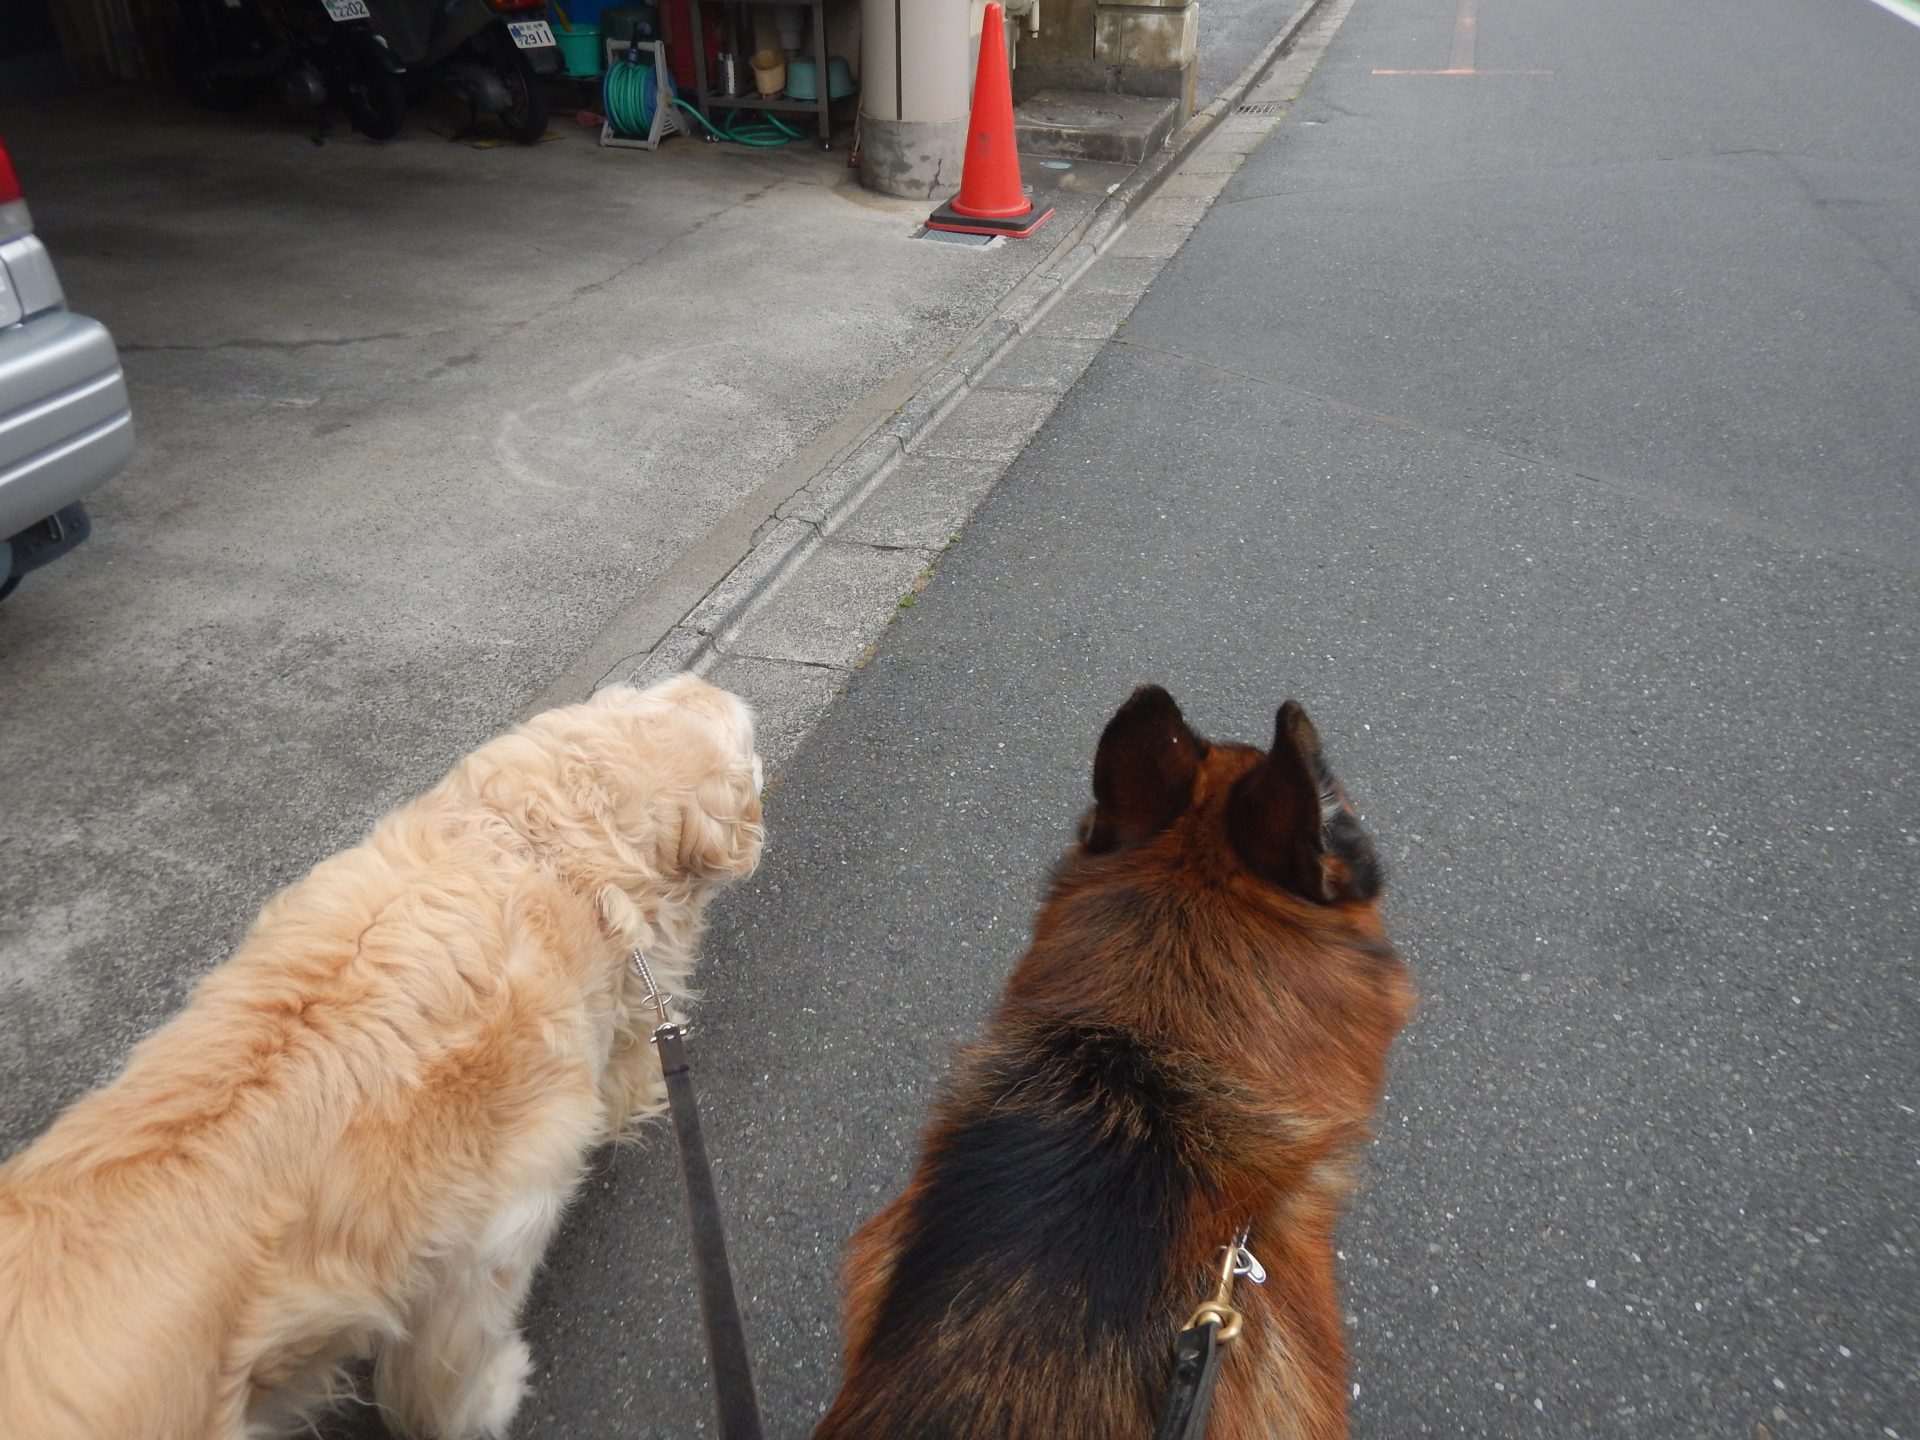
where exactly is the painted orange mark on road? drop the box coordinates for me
[1371,0,1553,76]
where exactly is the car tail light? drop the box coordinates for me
[0,131,33,246]
[0,134,22,207]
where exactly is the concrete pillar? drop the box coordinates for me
[858,0,972,199]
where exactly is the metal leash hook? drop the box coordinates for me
[1184,1228,1264,1344]
[630,948,673,1030]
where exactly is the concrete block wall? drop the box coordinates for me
[1008,0,1197,113]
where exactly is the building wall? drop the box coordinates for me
[1008,0,1196,111]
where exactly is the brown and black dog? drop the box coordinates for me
[814,686,1414,1440]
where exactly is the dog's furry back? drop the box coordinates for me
[0,675,763,1440]
[814,687,1412,1440]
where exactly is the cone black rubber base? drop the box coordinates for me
[924,200,1055,239]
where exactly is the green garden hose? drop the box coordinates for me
[675,98,805,146]
[600,53,804,147]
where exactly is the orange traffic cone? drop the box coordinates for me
[926,3,1053,239]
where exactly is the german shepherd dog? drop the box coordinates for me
[814,686,1414,1440]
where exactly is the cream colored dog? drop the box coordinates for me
[0,674,765,1440]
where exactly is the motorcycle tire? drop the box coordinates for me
[341,61,408,140]
[494,38,550,146]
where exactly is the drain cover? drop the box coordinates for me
[1236,101,1280,116]
[914,227,997,247]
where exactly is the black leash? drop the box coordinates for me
[1153,1317,1227,1440]
[635,953,766,1440]
[1153,1233,1265,1440]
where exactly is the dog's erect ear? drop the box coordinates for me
[1227,700,1331,901]
[1086,685,1204,853]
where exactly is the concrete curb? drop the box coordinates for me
[630,0,1328,691]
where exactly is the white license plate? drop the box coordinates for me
[322,0,370,20]
[507,20,555,48]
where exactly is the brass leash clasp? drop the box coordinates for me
[1183,1228,1263,1346]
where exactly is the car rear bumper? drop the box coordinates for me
[0,308,134,540]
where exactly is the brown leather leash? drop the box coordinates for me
[633,951,766,1440]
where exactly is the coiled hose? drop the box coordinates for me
[601,53,804,146]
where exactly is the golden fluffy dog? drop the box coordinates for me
[0,674,764,1440]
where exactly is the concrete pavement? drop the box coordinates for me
[0,0,1313,1161]
[625,6,1339,772]
[0,90,1133,1148]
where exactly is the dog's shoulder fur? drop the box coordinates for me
[816,686,1412,1440]
[0,674,763,1440]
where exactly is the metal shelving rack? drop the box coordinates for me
[687,0,836,148]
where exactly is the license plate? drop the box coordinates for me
[322,0,370,20]
[507,20,555,48]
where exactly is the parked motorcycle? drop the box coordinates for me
[363,0,561,145]
[169,0,408,140]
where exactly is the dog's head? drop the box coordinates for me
[589,673,766,883]
[459,674,765,913]
[1077,684,1383,907]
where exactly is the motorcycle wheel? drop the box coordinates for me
[494,39,550,146]
[341,61,408,140]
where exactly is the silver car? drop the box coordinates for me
[0,131,134,602]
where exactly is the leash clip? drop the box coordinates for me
[1183,1228,1257,1345]
[1158,1230,1258,1439]
[631,948,685,1040]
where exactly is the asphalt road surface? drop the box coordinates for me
[495,0,1916,1435]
